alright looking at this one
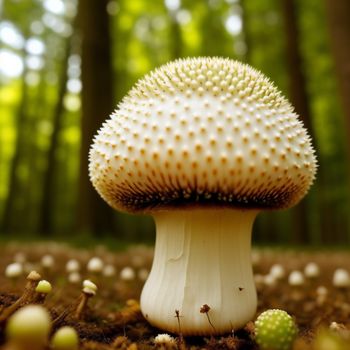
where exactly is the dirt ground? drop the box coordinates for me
[0,242,350,349]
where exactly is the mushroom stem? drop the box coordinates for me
[140,208,258,336]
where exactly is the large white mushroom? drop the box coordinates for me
[89,57,317,335]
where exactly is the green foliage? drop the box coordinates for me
[0,83,19,201]
[244,0,287,91]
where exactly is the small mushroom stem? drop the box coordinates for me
[32,293,47,305]
[140,208,258,336]
[73,292,91,320]
[0,271,41,324]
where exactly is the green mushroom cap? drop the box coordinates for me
[255,309,298,350]
[51,326,79,350]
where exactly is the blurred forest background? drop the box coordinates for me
[1,0,350,246]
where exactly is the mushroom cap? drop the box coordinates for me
[89,57,316,213]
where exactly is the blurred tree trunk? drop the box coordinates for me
[170,14,182,58]
[282,0,314,134]
[25,69,47,232]
[325,0,350,242]
[1,50,29,234]
[76,0,115,235]
[38,40,71,236]
[240,0,251,64]
[199,1,229,57]
[282,0,315,244]
[325,0,350,167]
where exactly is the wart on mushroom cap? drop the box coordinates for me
[89,57,317,335]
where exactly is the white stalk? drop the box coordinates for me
[140,208,259,336]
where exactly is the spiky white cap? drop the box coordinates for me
[89,57,316,213]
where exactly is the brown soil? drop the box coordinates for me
[0,242,350,349]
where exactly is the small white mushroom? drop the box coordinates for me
[263,274,277,287]
[315,285,328,306]
[120,267,135,281]
[316,285,328,297]
[154,333,176,345]
[83,279,97,293]
[66,259,80,273]
[74,280,97,320]
[304,262,320,279]
[5,263,23,280]
[333,268,350,288]
[288,270,305,286]
[329,321,350,339]
[269,264,285,280]
[68,272,81,284]
[103,264,116,277]
[87,257,104,274]
[41,255,54,269]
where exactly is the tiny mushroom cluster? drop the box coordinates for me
[5,305,79,350]
[89,57,317,335]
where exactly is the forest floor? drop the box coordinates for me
[0,242,350,349]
